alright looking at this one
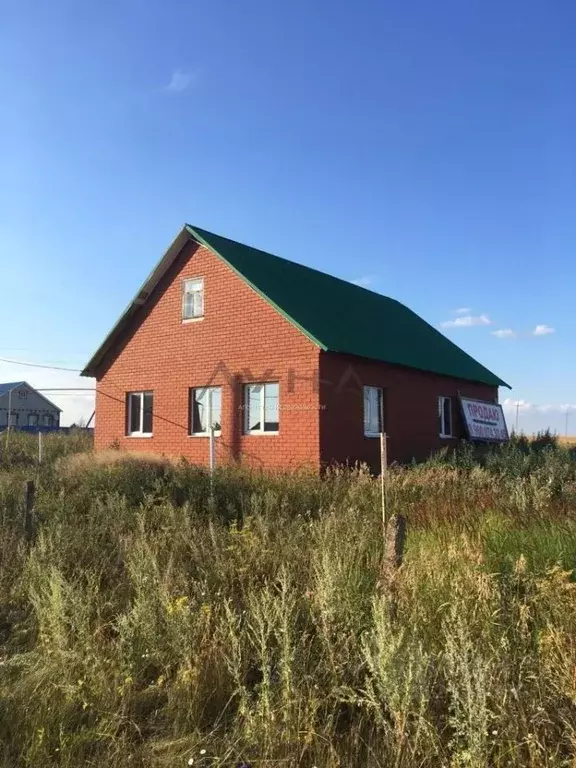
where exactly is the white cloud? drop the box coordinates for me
[491,328,516,339]
[500,400,576,435]
[501,398,533,412]
[440,314,491,328]
[532,324,555,336]
[351,276,375,288]
[165,69,197,93]
[502,401,576,416]
[454,307,471,315]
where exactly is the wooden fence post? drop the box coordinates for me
[384,514,406,572]
[24,480,35,545]
[380,431,388,539]
[378,513,407,620]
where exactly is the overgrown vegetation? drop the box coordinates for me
[1,430,576,767]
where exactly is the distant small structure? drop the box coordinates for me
[0,381,61,432]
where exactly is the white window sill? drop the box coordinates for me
[244,431,279,436]
[189,432,222,438]
[439,434,455,439]
[126,433,153,438]
[364,432,382,438]
[182,316,205,324]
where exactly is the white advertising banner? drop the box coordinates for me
[460,397,509,442]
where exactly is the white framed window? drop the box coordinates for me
[190,387,222,435]
[126,391,154,436]
[438,396,453,437]
[182,278,204,320]
[17,389,27,400]
[244,382,279,434]
[364,386,383,437]
[28,413,39,427]
[42,414,53,427]
[9,413,19,427]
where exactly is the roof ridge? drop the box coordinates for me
[83,223,509,388]
[186,224,390,300]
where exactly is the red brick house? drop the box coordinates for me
[82,225,509,470]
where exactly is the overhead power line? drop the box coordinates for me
[36,388,95,391]
[0,357,83,373]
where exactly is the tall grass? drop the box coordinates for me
[1,433,576,766]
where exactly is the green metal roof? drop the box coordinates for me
[186,225,509,388]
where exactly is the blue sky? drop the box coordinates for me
[0,0,574,433]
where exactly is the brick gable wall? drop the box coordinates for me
[94,242,321,469]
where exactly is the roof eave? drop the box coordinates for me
[81,226,192,377]
[321,348,510,390]
[185,225,328,352]
[0,381,63,411]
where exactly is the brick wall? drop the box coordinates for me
[94,241,321,470]
[319,351,499,469]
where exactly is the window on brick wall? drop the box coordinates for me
[182,278,204,320]
[126,392,154,436]
[363,386,383,437]
[438,396,453,437]
[244,383,279,434]
[190,387,222,435]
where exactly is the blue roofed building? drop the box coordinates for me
[0,381,61,430]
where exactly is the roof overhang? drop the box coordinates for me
[81,226,193,377]
[82,223,511,391]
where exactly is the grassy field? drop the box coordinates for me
[556,436,576,446]
[1,431,576,767]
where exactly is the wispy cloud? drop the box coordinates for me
[454,307,471,315]
[502,398,533,412]
[502,399,576,415]
[165,69,197,93]
[351,276,375,288]
[537,403,576,414]
[440,314,491,329]
[536,404,555,413]
[491,328,516,339]
[532,324,555,336]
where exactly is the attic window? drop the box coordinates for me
[182,278,204,320]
